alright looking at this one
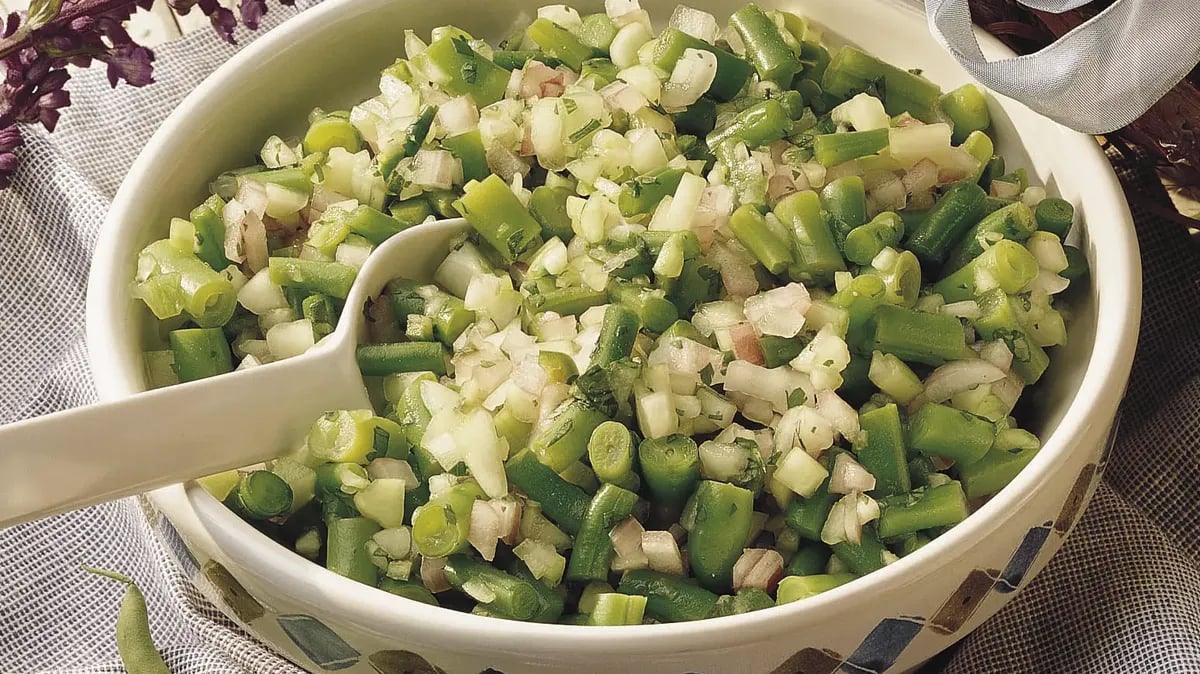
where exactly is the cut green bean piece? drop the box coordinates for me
[136,240,237,328]
[579,57,619,86]
[529,286,611,317]
[587,593,647,625]
[822,176,868,244]
[441,130,488,183]
[639,434,701,512]
[189,195,231,271]
[784,471,838,541]
[530,186,576,241]
[871,304,966,366]
[618,168,686,217]
[491,50,564,70]
[454,175,543,262]
[326,517,381,585]
[531,400,610,473]
[856,404,910,497]
[877,481,970,538]
[832,273,887,350]
[944,201,1037,273]
[379,578,439,606]
[225,470,293,520]
[674,98,718,137]
[356,342,447,376]
[588,421,636,486]
[940,84,991,144]
[909,402,995,466]
[904,181,988,266]
[618,569,720,623]
[934,239,1039,303]
[689,480,754,592]
[411,480,485,557]
[844,211,904,265]
[729,204,793,274]
[1061,245,1089,282]
[444,554,564,622]
[775,190,846,284]
[506,449,591,535]
[959,446,1040,499]
[566,484,639,582]
[830,525,888,574]
[730,4,804,83]
[527,18,595,71]
[268,257,358,299]
[710,588,774,616]
[576,13,618,52]
[786,543,831,577]
[169,328,233,382]
[822,45,942,120]
[591,304,639,367]
[302,294,337,340]
[776,573,857,604]
[304,113,363,155]
[813,129,888,166]
[760,335,807,368]
[421,36,509,106]
[974,287,1050,384]
[707,98,791,150]
[1034,197,1075,239]
[653,28,753,102]
[389,197,434,227]
[609,283,678,333]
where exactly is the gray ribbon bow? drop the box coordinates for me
[924,0,1200,133]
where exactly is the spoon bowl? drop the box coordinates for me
[0,218,469,528]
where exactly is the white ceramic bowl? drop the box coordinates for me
[85,0,1141,671]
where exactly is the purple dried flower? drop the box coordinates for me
[0,0,284,189]
[0,125,23,188]
[102,43,153,87]
[239,0,267,31]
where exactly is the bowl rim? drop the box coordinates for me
[85,0,1142,652]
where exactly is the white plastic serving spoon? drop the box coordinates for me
[0,218,470,529]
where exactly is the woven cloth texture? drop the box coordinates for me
[1,2,1198,672]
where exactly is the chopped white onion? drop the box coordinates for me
[903,158,939,193]
[668,4,720,43]
[237,270,288,315]
[661,48,718,111]
[922,359,1008,403]
[980,340,1014,372]
[641,531,686,575]
[468,499,502,561]
[732,548,784,592]
[436,96,480,137]
[609,517,649,571]
[411,149,457,190]
[729,322,765,365]
[367,458,419,488]
[419,556,450,593]
[828,453,877,494]
[265,319,315,360]
[649,336,723,375]
[743,283,811,337]
[830,93,889,131]
[816,389,861,443]
[537,4,582,30]
[941,300,983,320]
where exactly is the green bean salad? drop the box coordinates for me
[134,1,1087,624]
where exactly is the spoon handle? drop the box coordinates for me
[0,348,368,529]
